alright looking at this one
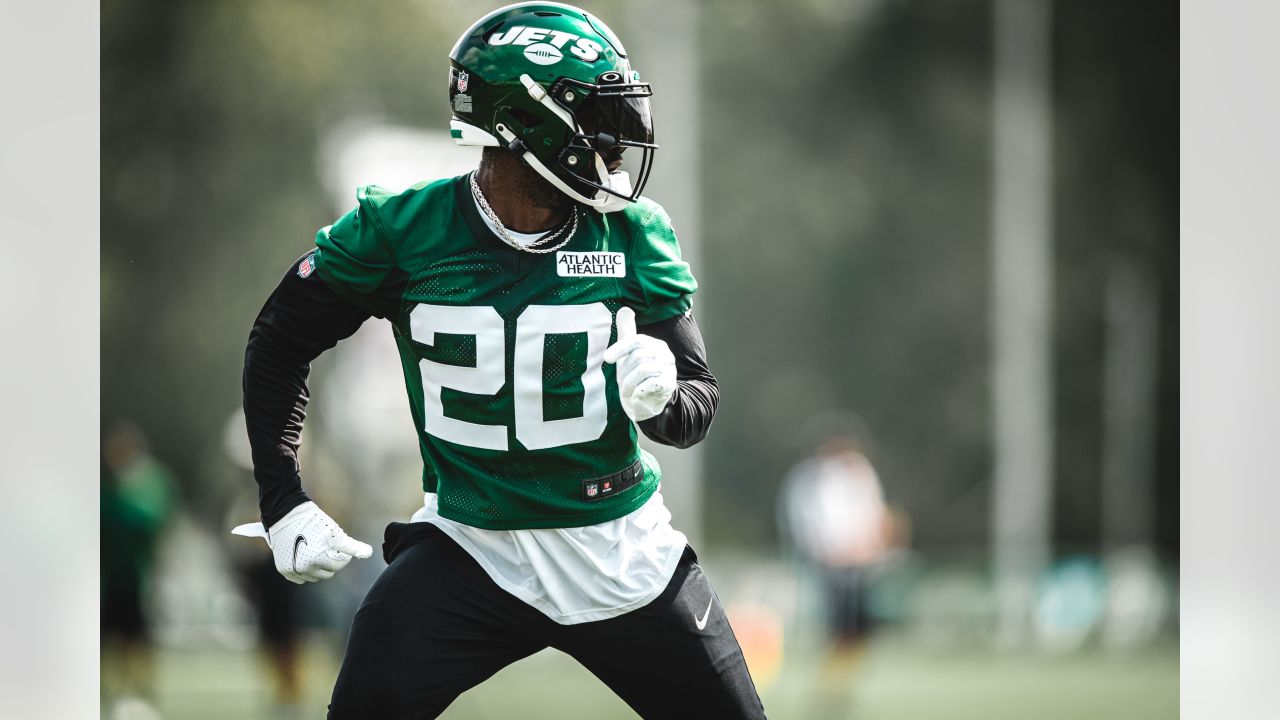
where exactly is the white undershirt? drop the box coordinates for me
[489,224,545,246]
[413,490,687,624]
[406,193,688,625]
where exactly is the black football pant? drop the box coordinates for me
[327,521,766,719]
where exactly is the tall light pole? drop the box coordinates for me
[991,0,1054,647]
[627,0,704,549]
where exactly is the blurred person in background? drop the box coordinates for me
[232,4,764,718]
[780,423,894,694]
[226,489,308,718]
[221,412,311,718]
[101,422,177,716]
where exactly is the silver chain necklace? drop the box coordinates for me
[469,171,578,254]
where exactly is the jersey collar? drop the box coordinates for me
[452,174,601,263]
[453,174,534,275]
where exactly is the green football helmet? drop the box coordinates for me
[448,2,656,212]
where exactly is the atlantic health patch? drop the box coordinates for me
[556,251,626,278]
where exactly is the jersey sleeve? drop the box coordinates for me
[314,185,403,318]
[623,201,698,325]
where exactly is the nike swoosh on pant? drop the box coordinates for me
[694,597,714,630]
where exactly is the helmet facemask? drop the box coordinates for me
[546,74,656,205]
[490,72,656,212]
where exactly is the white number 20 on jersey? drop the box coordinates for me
[409,302,614,451]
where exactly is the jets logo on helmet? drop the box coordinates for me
[447,2,657,213]
[488,25,606,63]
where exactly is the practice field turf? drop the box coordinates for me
[139,635,1177,719]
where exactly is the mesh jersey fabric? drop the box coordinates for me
[400,191,689,624]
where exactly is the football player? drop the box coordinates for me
[236,3,766,717]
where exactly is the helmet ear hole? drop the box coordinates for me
[507,108,543,130]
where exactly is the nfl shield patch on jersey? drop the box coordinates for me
[581,460,643,502]
[297,253,317,278]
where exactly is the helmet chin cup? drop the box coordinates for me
[595,172,634,213]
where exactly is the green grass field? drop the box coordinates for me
[135,635,1176,719]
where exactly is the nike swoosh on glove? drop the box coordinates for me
[603,306,677,422]
[232,501,373,584]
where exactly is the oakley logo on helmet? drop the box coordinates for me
[489,25,605,63]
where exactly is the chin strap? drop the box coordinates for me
[495,122,634,214]
[509,74,636,213]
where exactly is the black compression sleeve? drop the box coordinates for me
[243,253,371,527]
[635,312,719,449]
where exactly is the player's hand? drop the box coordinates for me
[231,501,373,584]
[603,307,677,422]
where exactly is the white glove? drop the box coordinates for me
[232,501,373,584]
[603,307,677,422]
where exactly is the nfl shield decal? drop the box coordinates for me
[297,253,316,278]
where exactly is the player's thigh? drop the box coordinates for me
[555,547,767,719]
[328,523,546,719]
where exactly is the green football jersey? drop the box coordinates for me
[313,174,697,530]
